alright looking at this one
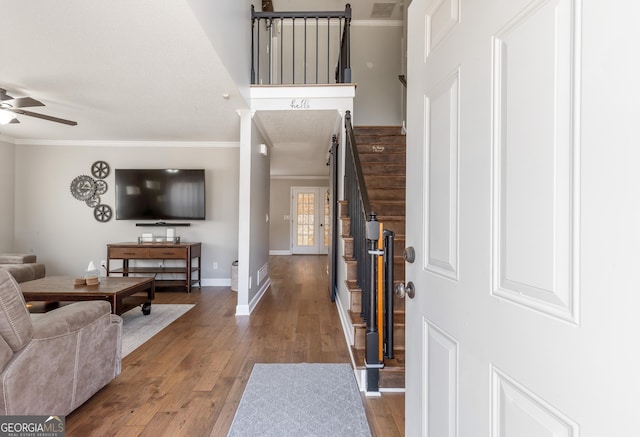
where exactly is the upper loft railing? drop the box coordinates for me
[251,4,352,85]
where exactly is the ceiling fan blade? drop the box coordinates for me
[0,88,14,101]
[16,109,77,126]
[7,97,45,108]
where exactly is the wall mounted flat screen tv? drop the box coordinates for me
[115,169,206,220]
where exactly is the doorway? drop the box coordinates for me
[291,187,329,255]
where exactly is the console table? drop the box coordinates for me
[106,242,201,293]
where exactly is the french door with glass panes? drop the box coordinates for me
[291,187,329,255]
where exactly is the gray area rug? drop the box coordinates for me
[120,303,195,357]
[228,363,371,437]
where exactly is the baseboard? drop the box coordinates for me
[380,387,406,393]
[234,277,271,316]
[335,291,354,346]
[337,287,363,391]
[249,277,271,314]
[201,278,231,287]
[235,304,250,316]
[269,250,291,256]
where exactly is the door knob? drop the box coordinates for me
[403,246,415,263]
[394,281,415,299]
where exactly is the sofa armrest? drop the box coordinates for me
[3,300,121,416]
[31,301,113,339]
[0,254,37,264]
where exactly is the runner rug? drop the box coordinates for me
[120,303,195,357]
[227,363,371,437]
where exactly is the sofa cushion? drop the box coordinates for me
[0,264,46,284]
[0,254,37,264]
[2,265,33,284]
[0,270,33,351]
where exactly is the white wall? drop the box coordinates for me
[187,0,253,104]
[236,112,271,314]
[248,123,271,304]
[0,139,14,252]
[13,144,239,284]
[351,23,404,126]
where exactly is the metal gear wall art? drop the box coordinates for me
[91,160,110,179]
[70,175,96,201]
[94,205,113,222]
[94,179,108,195]
[85,195,101,208]
[70,161,113,222]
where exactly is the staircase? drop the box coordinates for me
[340,125,406,390]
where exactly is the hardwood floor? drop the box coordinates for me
[66,255,404,436]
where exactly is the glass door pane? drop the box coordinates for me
[296,192,315,247]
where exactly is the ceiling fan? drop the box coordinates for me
[0,88,77,126]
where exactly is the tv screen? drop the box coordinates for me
[115,169,206,220]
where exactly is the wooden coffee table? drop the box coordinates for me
[20,276,155,316]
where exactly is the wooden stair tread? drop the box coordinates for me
[354,126,404,135]
[376,215,406,221]
[352,348,406,371]
[349,310,366,327]
[345,280,362,292]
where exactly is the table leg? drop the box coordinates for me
[112,295,119,315]
[142,281,155,315]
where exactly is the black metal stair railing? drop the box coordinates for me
[251,4,351,85]
[344,111,395,392]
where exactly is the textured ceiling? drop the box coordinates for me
[0,0,244,143]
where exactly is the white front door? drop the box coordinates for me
[291,187,329,254]
[405,0,640,435]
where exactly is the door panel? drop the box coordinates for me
[491,0,578,322]
[425,320,458,436]
[425,69,460,281]
[491,366,578,436]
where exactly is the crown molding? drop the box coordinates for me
[270,175,330,180]
[351,20,403,27]
[0,134,16,144]
[12,139,240,148]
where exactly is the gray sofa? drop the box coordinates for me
[0,254,46,283]
[0,269,122,415]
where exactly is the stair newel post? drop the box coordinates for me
[365,212,382,393]
[343,4,352,83]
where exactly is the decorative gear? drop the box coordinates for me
[86,195,101,208]
[94,204,112,222]
[91,160,110,179]
[70,175,96,201]
[94,179,108,195]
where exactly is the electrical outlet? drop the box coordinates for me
[100,260,107,269]
[213,262,218,270]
